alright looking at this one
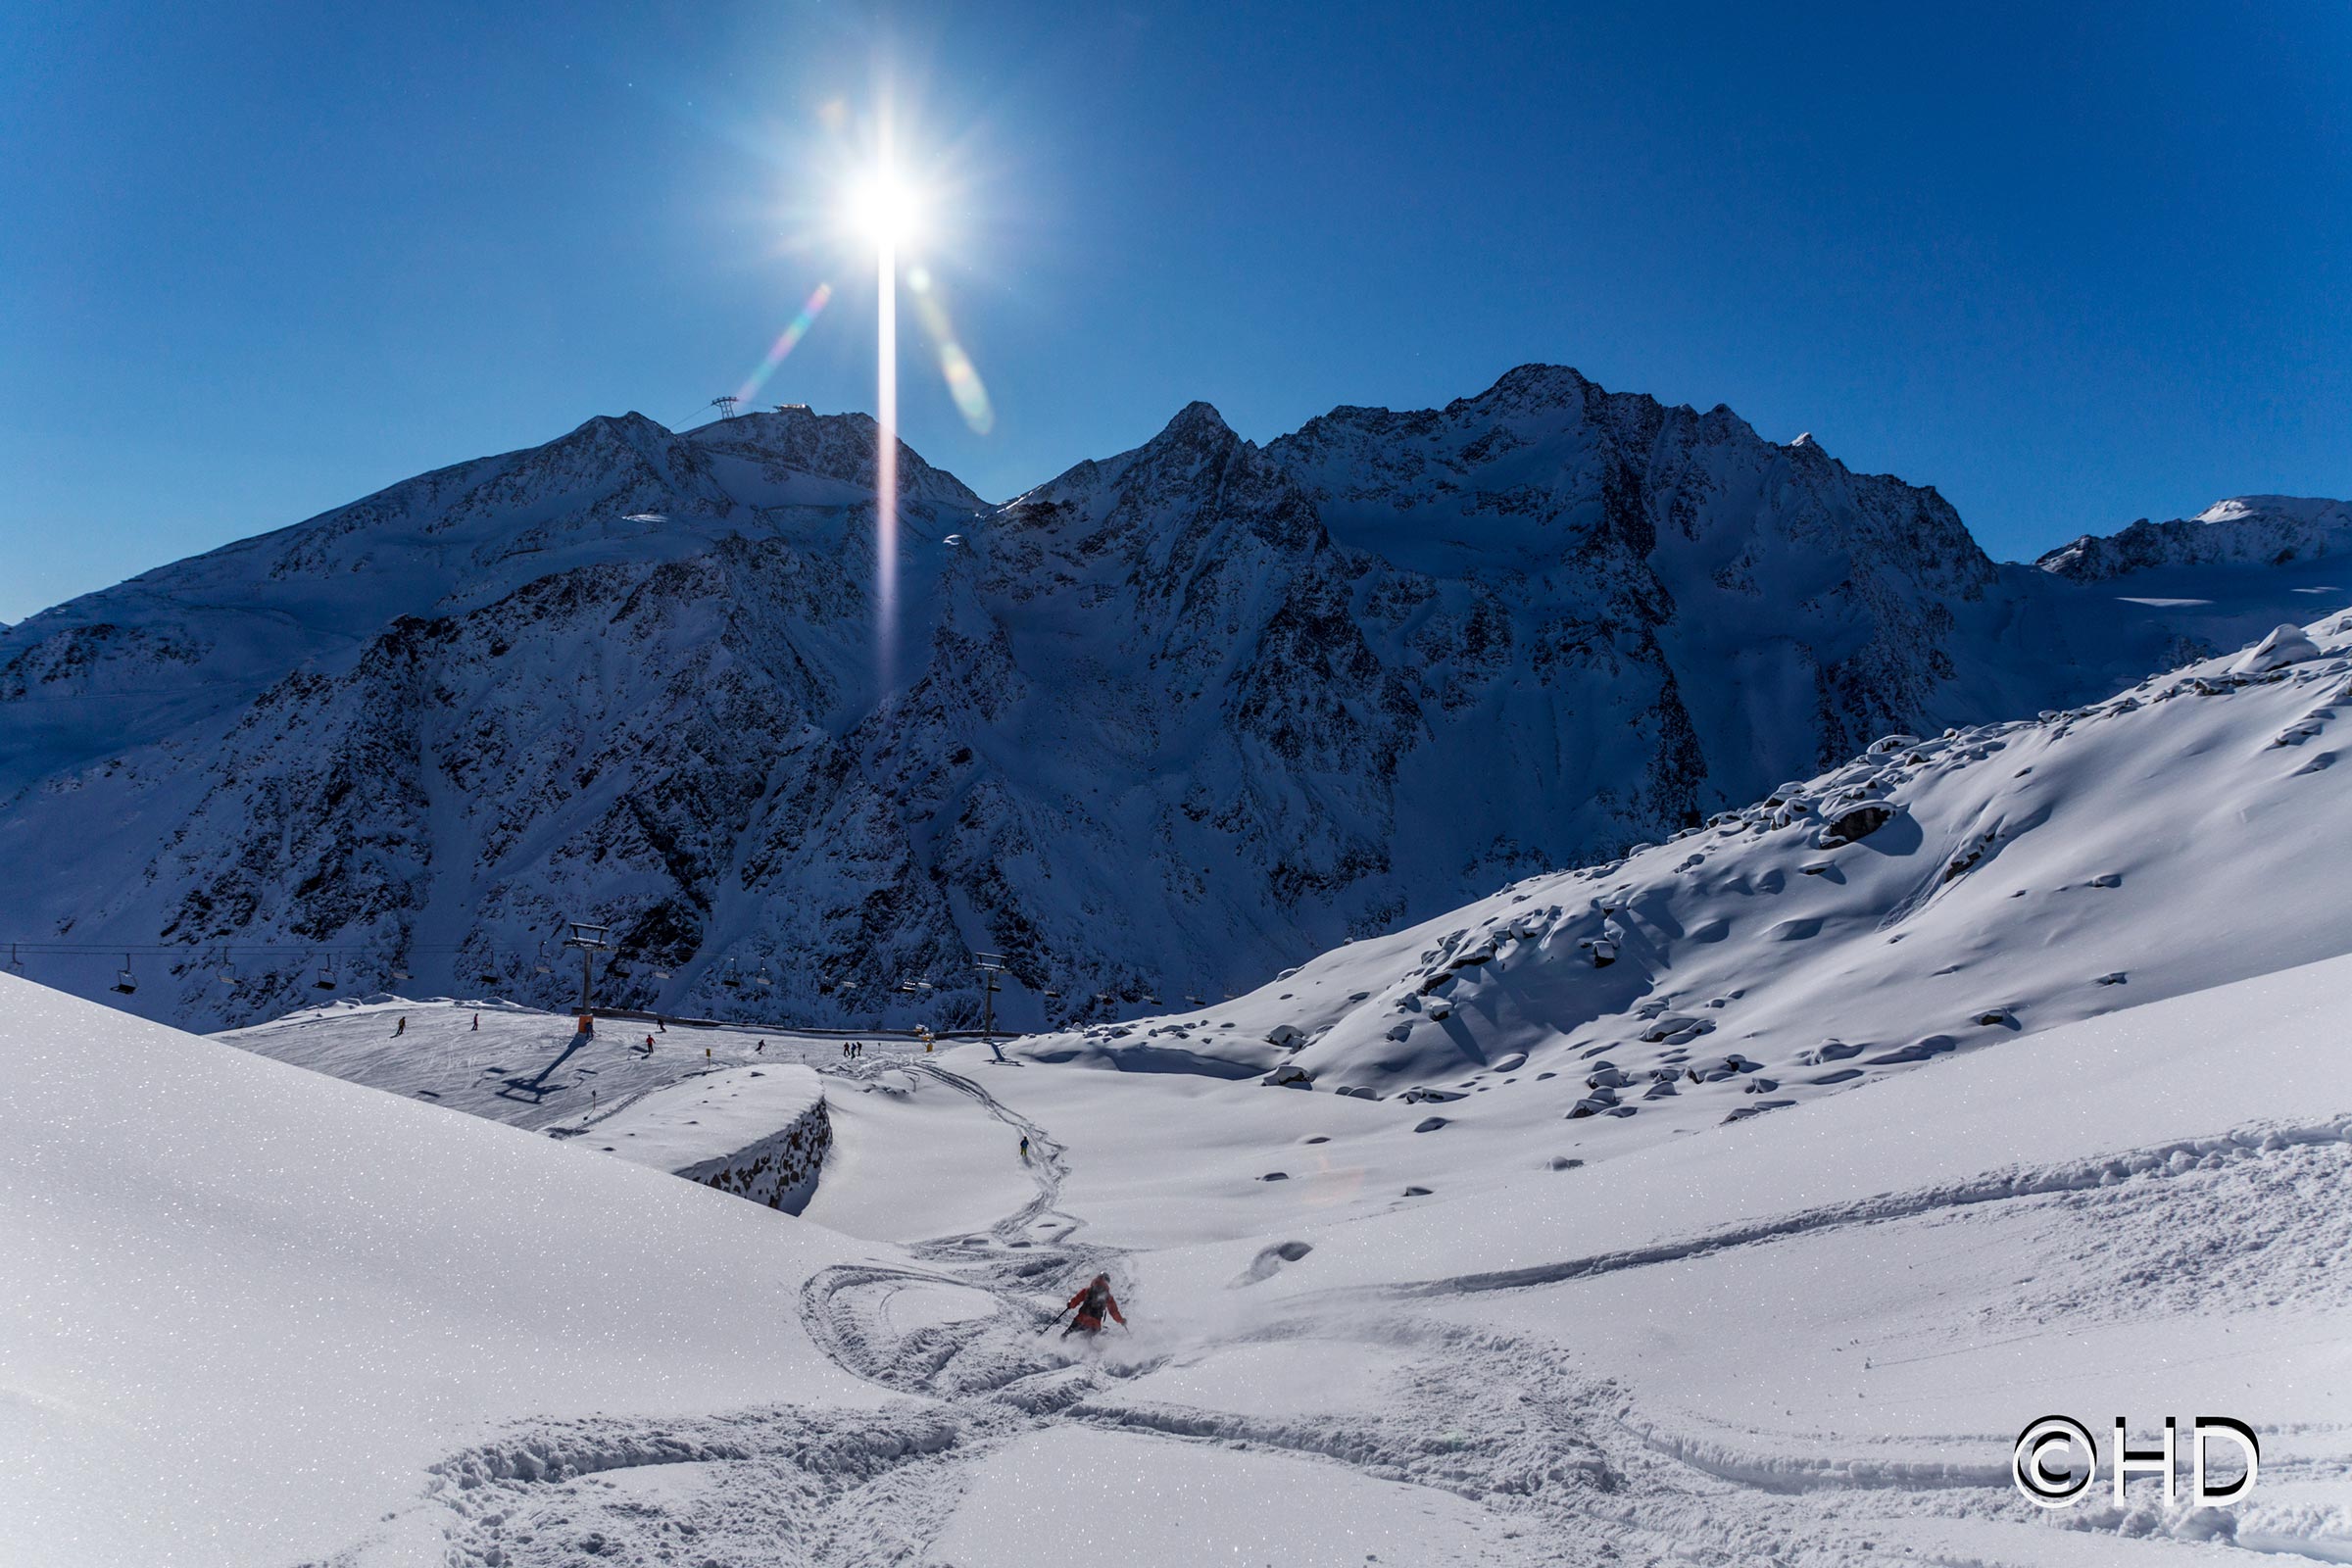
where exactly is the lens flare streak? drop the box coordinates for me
[735,281,834,406]
[906,268,994,434]
[875,237,899,689]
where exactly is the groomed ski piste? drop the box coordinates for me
[5,612,2351,1567]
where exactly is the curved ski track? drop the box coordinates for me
[384,1064,2352,1567]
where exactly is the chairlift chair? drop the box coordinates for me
[314,956,338,991]
[5,943,24,977]
[112,956,138,996]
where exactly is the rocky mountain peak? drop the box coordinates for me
[1457,362,1601,415]
[2037,494,2352,582]
[686,407,984,508]
[5,369,2343,1040]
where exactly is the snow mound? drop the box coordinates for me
[2232,621,2323,672]
[576,1062,828,1211]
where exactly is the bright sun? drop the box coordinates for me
[844,170,922,248]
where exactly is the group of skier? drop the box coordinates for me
[840,1040,866,1059]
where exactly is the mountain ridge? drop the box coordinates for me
[3,366,2345,1030]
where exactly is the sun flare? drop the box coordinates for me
[844,169,923,248]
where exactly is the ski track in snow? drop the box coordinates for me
[398,1058,2352,1567]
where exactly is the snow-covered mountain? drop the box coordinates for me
[2,368,2344,1030]
[2037,494,2352,580]
[1027,606,2352,1146]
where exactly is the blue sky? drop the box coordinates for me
[3,0,2347,622]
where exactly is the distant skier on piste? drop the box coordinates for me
[1057,1273,1124,1338]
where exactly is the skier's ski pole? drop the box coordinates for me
[1041,1302,1075,1336]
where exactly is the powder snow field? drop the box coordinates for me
[12,947,2352,1561]
[0,975,889,1568]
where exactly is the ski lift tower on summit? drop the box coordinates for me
[562,921,613,1034]
[710,395,739,420]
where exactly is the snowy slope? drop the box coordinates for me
[220,995,894,1132]
[15,940,2349,1562]
[1102,954,2352,1563]
[0,974,887,1568]
[1018,608,2352,1153]
[375,952,2352,1566]
[3,371,2345,1039]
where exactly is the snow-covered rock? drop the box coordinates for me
[2037,495,2352,581]
[579,1063,829,1211]
[2,374,2344,1035]
[2233,621,2324,673]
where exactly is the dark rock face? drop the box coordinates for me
[0,374,2336,1031]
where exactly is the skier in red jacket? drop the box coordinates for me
[1061,1273,1125,1338]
